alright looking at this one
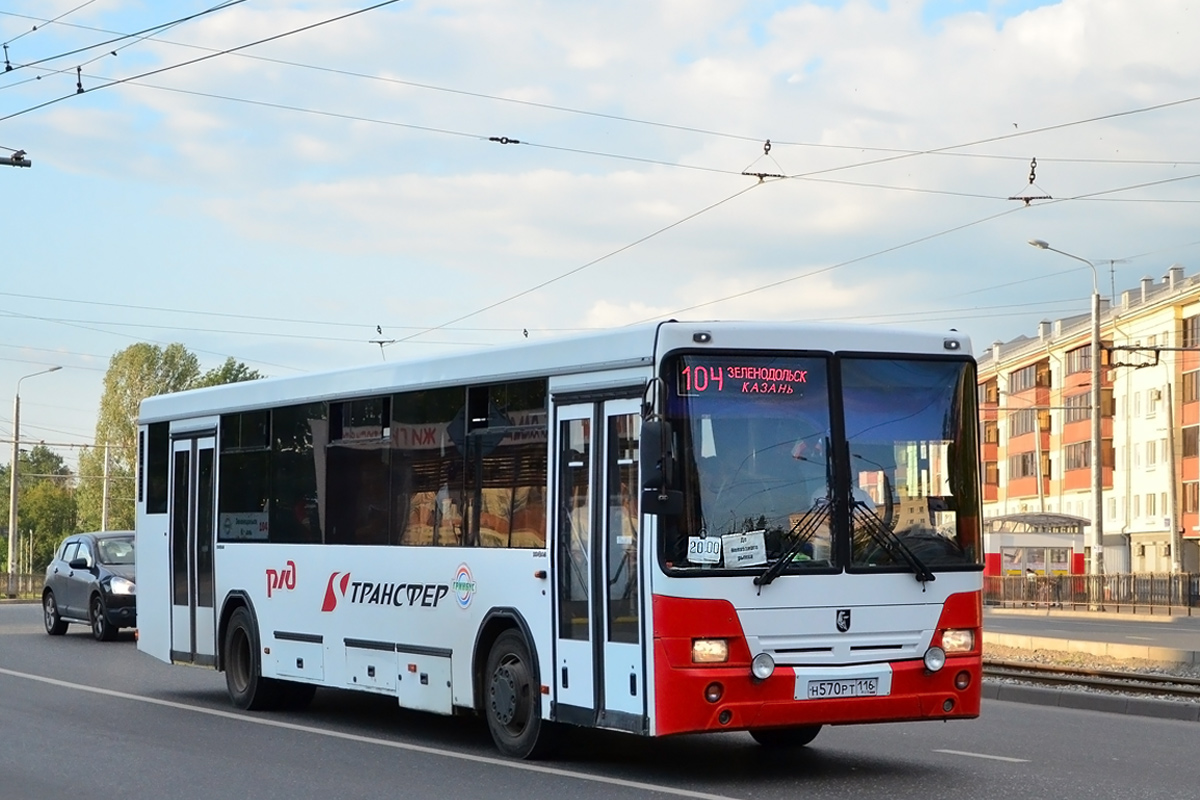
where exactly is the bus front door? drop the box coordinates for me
[553,399,645,732]
[169,435,217,666]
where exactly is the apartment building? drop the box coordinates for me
[977,264,1200,574]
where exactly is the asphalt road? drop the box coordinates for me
[984,608,1200,651]
[2,603,1197,800]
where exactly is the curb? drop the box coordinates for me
[983,680,1200,722]
[983,631,1200,665]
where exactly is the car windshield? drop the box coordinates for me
[97,537,135,565]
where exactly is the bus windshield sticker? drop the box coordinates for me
[721,530,766,568]
[687,535,722,565]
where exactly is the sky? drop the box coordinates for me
[2,0,1199,472]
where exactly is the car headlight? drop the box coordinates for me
[691,639,729,663]
[109,577,136,596]
[940,629,975,653]
[923,646,947,672]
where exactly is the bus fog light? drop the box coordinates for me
[941,629,975,653]
[954,670,971,690]
[692,639,729,663]
[704,682,724,703]
[923,646,946,672]
[943,698,955,712]
[751,653,775,681]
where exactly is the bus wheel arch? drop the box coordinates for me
[220,595,283,711]
[472,608,551,759]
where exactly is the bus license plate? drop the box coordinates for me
[805,678,878,699]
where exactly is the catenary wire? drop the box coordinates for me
[0,0,405,124]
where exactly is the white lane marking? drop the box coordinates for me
[1126,636,1155,641]
[934,749,1030,763]
[0,666,739,800]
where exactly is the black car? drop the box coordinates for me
[42,531,136,641]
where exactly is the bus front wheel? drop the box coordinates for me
[484,630,551,759]
[224,606,282,710]
[750,725,822,748]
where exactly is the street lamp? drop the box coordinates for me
[1028,239,1104,577]
[7,365,62,597]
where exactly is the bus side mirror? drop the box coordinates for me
[641,419,683,516]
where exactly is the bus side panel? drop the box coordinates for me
[213,544,552,714]
[135,510,172,662]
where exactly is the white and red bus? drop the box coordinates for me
[135,321,983,757]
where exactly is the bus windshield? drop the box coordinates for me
[661,353,981,574]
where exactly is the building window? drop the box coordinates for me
[1008,361,1050,393]
[1134,494,1141,518]
[1184,371,1200,403]
[1184,315,1200,348]
[1065,345,1093,375]
[1184,426,1199,458]
[1147,493,1157,517]
[1107,497,1117,518]
[984,461,998,485]
[978,380,998,404]
[1007,451,1038,479]
[1063,392,1090,423]
[1064,442,1090,471]
[1147,440,1157,467]
[982,420,998,444]
[1008,408,1046,436]
[1185,482,1200,514]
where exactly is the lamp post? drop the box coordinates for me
[1028,240,1104,577]
[7,366,62,597]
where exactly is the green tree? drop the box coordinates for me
[1,445,75,574]
[75,343,263,531]
[21,481,77,571]
[196,357,264,388]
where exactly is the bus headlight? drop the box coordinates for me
[751,652,775,680]
[923,646,947,673]
[692,639,729,663]
[940,629,975,653]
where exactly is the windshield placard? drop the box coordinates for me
[687,536,722,564]
[721,531,767,568]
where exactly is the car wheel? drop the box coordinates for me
[224,606,283,711]
[90,594,117,641]
[43,591,68,636]
[749,725,822,748]
[484,629,552,759]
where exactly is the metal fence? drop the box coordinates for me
[1,572,43,599]
[985,573,1200,615]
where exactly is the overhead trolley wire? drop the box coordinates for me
[0,0,405,125]
[1,1,246,73]
[5,9,1200,172]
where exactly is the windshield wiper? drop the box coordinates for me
[754,500,830,589]
[852,502,936,585]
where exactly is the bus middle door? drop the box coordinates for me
[169,434,217,667]
[552,399,645,733]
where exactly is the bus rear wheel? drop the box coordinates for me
[484,630,551,759]
[749,725,822,748]
[224,606,282,710]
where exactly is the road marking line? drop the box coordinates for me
[0,666,739,800]
[1126,636,1154,641]
[934,749,1030,763]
